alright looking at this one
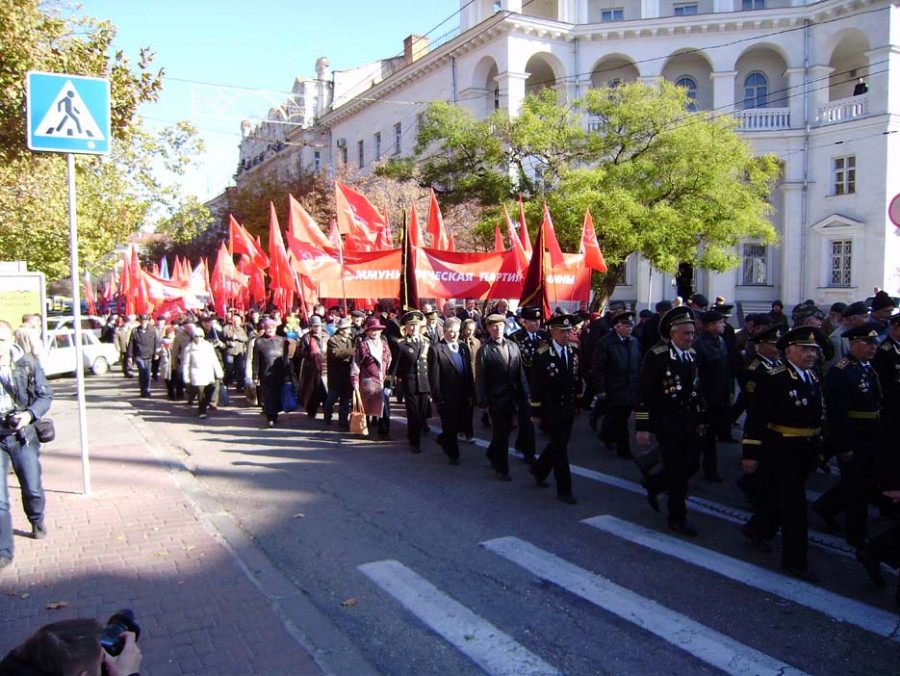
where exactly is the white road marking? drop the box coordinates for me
[358,559,560,676]
[582,515,900,641]
[481,536,809,676]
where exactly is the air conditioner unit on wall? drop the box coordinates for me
[336,137,347,148]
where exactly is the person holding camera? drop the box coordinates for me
[0,320,53,571]
[0,617,141,676]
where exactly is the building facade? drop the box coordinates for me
[234,0,900,310]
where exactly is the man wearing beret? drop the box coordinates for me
[741,327,826,580]
[391,311,432,452]
[509,306,549,464]
[635,307,706,536]
[826,301,869,370]
[476,314,530,481]
[529,314,582,503]
[591,311,640,459]
[813,322,884,547]
[871,291,897,340]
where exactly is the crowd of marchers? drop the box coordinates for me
[93,289,900,605]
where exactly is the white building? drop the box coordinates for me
[237,0,900,310]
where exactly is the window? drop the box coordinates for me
[829,240,852,287]
[358,139,365,168]
[742,0,765,9]
[340,146,348,165]
[742,72,768,109]
[741,243,768,285]
[313,150,321,172]
[374,132,381,160]
[393,122,402,155]
[675,76,698,111]
[601,8,624,22]
[833,156,856,195]
[674,3,698,15]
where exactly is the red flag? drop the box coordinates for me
[229,214,269,270]
[288,194,331,250]
[130,246,151,315]
[408,202,423,248]
[335,181,384,249]
[541,202,566,269]
[426,188,451,250]
[493,223,505,252]
[579,208,608,272]
[519,219,550,317]
[502,204,529,273]
[239,255,267,306]
[518,195,533,254]
[328,218,342,251]
[268,203,296,291]
[84,272,97,317]
[378,205,393,249]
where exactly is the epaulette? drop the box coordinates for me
[833,357,850,370]
[537,345,550,354]
[770,365,786,375]
[651,344,668,355]
[748,358,761,371]
[880,341,893,352]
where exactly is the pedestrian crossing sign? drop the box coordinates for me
[26,72,110,155]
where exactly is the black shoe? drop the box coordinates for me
[0,556,11,570]
[669,522,699,537]
[856,548,886,588]
[324,417,333,426]
[641,479,660,513]
[782,565,818,582]
[530,466,548,488]
[410,444,422,454]
[495,471,512,482]
[378,433,391,441]
[449,457,461,466]
[812,503,840,531]
[557,494,578,505]
[32,523,47,540]
[740,523,771,553]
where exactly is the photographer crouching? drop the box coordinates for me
[0,611,142,676]
[0,319,53,570]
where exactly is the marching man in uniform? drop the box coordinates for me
[510,306,550,465]
[392,310,431,453]
[529,314,583,504]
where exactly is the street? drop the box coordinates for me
[107,373,900,675]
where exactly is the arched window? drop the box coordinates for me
[743,72,768,109]
[675,76,697,111]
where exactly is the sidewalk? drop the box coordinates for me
[0,375,324,676]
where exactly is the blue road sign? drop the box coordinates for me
[26,72,110,155]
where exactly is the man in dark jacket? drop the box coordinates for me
[509,306,549,464]
[428,317,475,464]
[392,311,432,452]
[0,320,53,570]
[476,314,530,480]
[591,311,641,459]
[639,300,672,357]
[324,318,356,427]
[693,309,733,482]
[127,313,160,397]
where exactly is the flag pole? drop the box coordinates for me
[337,226,348,313]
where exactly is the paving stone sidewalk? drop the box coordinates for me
[0,375,323,676]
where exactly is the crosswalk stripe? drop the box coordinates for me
[481,536,809,676]
[582,515,900,641]
[358,559,560,676]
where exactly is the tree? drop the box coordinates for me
[409,82,781,300]
[0,0,208,279]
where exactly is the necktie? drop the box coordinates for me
[560,347,567,371]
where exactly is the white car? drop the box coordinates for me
[46,315,105,337]
[42,328,120,377]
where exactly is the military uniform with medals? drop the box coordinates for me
[391,311,432,452]
[510,306,550,463]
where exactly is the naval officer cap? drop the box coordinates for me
[546,313,577,330]
[749,324,784,344]
[520,306,543,321]
[776,326,828,351]
[612,311,635,325]
[401,310,425,325]
[843,321,882,342]
[658,306,695,339]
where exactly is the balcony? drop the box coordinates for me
[817,95,868,126]
[733,108,791,131]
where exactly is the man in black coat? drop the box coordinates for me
[428,317,475,465]
[639,300,672,357]
[741,327,826,580]
[635,307,706,536]
[509,306,550,464]
[127,313,160,398]
[591,311,640,458]
[324,318,356,427]
[529,314,583,504]
[392,311,431,452]
[693,309,733,482]
[476,314,530,480]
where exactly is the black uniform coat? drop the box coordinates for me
[874,336,900,485]
[475,339,529,413]
[693,332,733,408]
[529,343,582,419]
[510,328,550,375]
[591,330,640,406]
[392,337,431,397]
[635,343,705,438]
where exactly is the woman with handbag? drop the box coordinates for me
[350,317,392,439]
[250,318,289,427]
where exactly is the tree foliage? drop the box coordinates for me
[0,0,208,279]
[408,82,781,296]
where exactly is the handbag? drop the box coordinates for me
[281,382,298,412]
[218,381,230,407]
[34,418,56,443]
[245,382,258,406]
[350,388,368,436]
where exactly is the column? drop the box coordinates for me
[783,67,805,128]
[807,65,833,125]
[496,71,530,116]
[710,70,737,115]
[865,45,898,117]
[779,181,805,302]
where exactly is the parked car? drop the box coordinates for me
[46,314,105,337]
[42,327,120,377]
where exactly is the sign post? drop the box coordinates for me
[26,72,111,495]
[889,193,900,229]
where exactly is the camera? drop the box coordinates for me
[99,609,141,657]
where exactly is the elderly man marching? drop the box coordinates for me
[529,314,583,504]
[635,306,706,536]
[392,310,432,453]
[741,326,826,580]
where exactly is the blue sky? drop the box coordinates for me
[77,0,459,200]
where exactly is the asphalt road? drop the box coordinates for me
[88,374,900,675]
